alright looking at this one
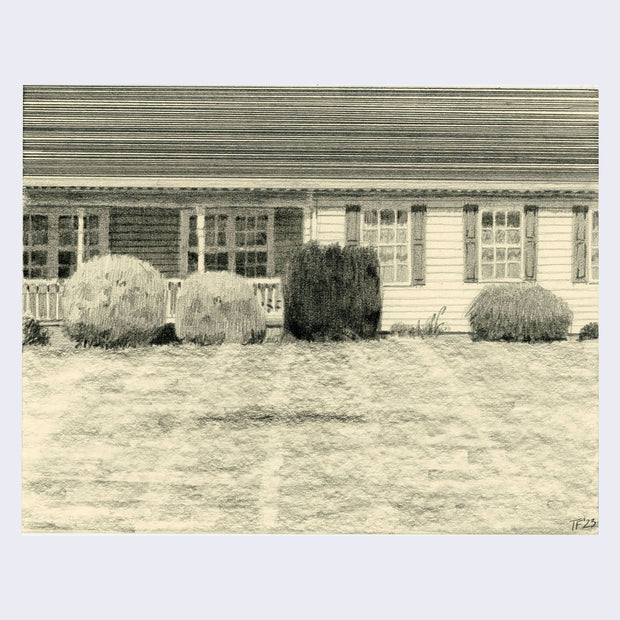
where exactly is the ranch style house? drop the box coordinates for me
[23,86,598,332]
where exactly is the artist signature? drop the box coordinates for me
[569,518,598,531]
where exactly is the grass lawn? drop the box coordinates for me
[22,334,598,534]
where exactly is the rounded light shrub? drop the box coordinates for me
[22,315,50,346]
[175,271,266,345]
[467,283,573,342]
[283,242,382,341]
[62,254,167,348]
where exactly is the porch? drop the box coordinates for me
[22,277,284,327]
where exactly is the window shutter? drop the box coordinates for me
[345,205,361,246]
[463,205,478,282]
[523,206,538,281]
[573,206,588,282]
[411,205,426,285]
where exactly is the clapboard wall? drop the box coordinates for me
[109,207,180,277]
[313,201,598,333]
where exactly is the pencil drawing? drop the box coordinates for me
[22,86,598,533]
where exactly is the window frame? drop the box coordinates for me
[477,206,525,283]
[359,206,412,286]
[188,207,275,278]
[23,207,109,280]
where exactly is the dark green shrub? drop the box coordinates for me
[22,315,50,346]
[150,322,181,345]
[283,242,382,341]
[62,254,167,348]
[467,283,572,342]
[175,271,266,345]
[578,322,598,341]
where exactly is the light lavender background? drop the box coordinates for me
[4,1,618,618]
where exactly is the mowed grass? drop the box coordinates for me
[22,335,598,534]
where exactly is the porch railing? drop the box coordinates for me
[23,277,284,326]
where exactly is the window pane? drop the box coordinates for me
[396,264,409,282]
[495,263,505,278]
[235,216,245,230]
[87,214,99,229]
[482,211,493,227]
[591,265,599,281]
[482,248,494,262]
[246,232,256,246]
[86,230,99,246]
[495,211,506,226]
[396,245,408,262]
[481,229,493,244]
[32,250,47,266]
[188,252,198,272]
[31,215,49,245]
[86,249,100,260]
[23,251,29,267]
[255,265,267,277]
[507,263,520,278]
[218,214,228,228]
[506,230,520,245]
[59,215,77,246]
[495,248,506,261]
[381,265,395,283]
[379,228,395,243]
[362,230,378,245]
[397,210,408,225]
[257,215,268,229]
[507,248,521,261]
[380,209,395,226]
[592,210,599,230]
[364,210,378,226]
[256,251,267,266]
[507,211,520,227]
[481,263,493,279]
[495,229,505,244]
[58,250,76,279]
[379,246,394,262]
[217,231,227,246]
[396,229,407,243]
[236,232,245,246]
[256,231,267,246]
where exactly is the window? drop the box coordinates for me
[23,210,107,279]
[361,208,410,283]
[480,209,522,280]
[188,209,274,278]
[23,214,49,278]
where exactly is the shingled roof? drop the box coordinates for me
[23,86,598,191]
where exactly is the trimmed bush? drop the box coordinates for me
[22,315,50,346]
[283,242,382,341]
[579,322,598,341]
[467,283,572,342]
[62,254,167,348]
[175,271,266,345]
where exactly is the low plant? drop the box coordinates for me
[578,322,598,341]
[389,306,447,338]
[467,283,572,342]
[284,242,382,341]
[62,254,168,348]
[175,271,266,345]
[22,315,50,346]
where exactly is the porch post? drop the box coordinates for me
[77,208,85,267]
[310,191,318,241]
[196,206,205,272]
[179,209,190,278]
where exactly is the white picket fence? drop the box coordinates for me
[22,277,284,325]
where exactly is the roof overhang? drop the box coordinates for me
[23,176,598,194]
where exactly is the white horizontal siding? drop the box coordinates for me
[316,208,345,245]
[314,205,598,334]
